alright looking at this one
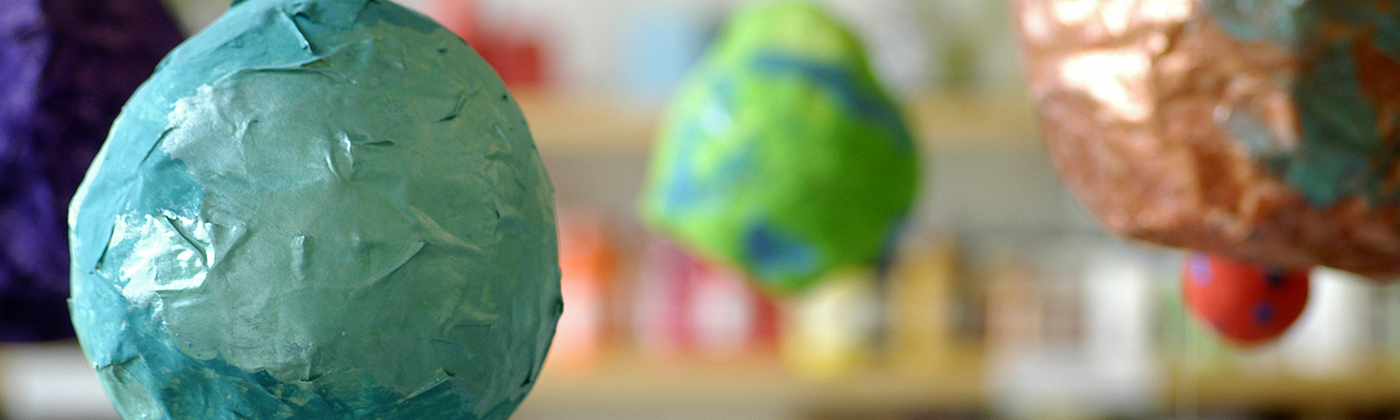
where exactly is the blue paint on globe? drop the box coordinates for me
[751,52,912,151]
[1264,268,1287,288]
[1189,254,1213,286]
[744,221,818,282]
[1253,301,1275,324]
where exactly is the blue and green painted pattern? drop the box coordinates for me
[638,1,919,294]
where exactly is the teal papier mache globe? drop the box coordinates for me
[66,0,561,418]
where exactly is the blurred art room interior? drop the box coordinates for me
[6,0,1400,419]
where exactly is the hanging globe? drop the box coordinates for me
[1015,0,1400,279]
[638,1,920,293]
[67,0,561,418]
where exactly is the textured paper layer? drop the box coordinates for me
[67,0,560,418]
[0,0,182,341]
[1017,0,1400,278]
[638,1,920,293]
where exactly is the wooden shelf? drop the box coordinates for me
[512,89,1041,155]
[1167,367,1400,413]
[908,95,1040,150]
[8,343,1397,419]
[519,349,985,417]
[524,356,802,411]
[513,90,661,154]
[519,349,1400,417]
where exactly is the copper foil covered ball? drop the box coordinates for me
[1016,0,1400,279]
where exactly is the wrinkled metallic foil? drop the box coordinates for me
[1016,0,1400,279]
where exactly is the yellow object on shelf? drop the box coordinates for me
[886,237,963,371]
[780,269,882,380]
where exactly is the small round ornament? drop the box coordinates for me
[637,1,920,293]
[67,0,561,418]
[1181,252,1310,346]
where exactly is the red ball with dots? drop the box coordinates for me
[1181,252,1310,347]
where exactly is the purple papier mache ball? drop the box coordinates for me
[0,0,182,341]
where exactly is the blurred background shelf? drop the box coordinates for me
[513,90,661,154]
[13,1,1400,419]
[515,90,1040,153]
[524,349,986,409]
[512,353,1400,418]
[1167,367,1400,414]
[12,342,1400,420]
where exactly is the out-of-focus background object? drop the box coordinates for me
[0,0,183,342]
[636,1,920,293]
[8,0,1400,419]
[1015,0,1400,279]
[1180,253,1310,347]
[432,0,548,87]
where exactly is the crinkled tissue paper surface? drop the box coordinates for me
[67,0,561,418]
[1,0,183,341]
[638,1,920,293]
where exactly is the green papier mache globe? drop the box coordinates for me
[638,1,920,293]
[66,0,561,418]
